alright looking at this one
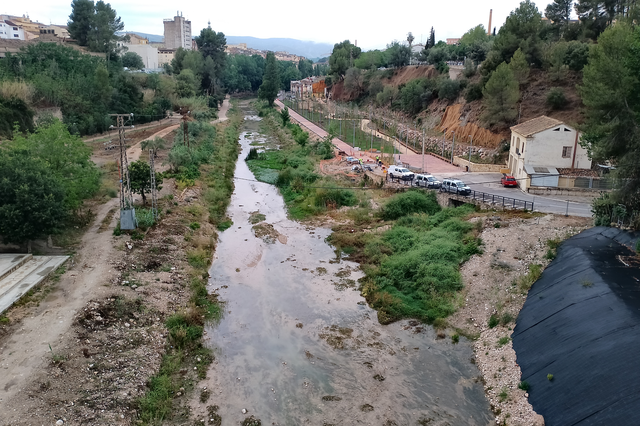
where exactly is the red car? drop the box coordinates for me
[501,175,518,187]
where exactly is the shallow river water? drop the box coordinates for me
[202,102,492,425]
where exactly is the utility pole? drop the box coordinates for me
[110,113,136,229]
[149,147,158,220]
[468,135,473,163]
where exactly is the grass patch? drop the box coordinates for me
[136,105,239,425]
[517,264,543,293]
[498,388,508,402]
[497,336,511,347]
[329,203,482,324]
[488,314,499,329]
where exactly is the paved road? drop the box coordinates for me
[276,100,593,218]
[438,172,593,217]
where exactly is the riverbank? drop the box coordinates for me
[0,102,242,425]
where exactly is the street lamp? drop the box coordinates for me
[468,135,473,163]
[450,131,456,164]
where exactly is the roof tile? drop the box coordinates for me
[510,116,563,137]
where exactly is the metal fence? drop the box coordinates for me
[462,190,535,211]
[573,177,614,190]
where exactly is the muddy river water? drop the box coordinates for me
[202,102,492,425]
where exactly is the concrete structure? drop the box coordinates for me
[158,48,176,67]
[123,43,158,69]
[446,38,460,45]
[163,12,192,50]
[508,116,592,191]
[0,20,25,40]
[0,254,68,314]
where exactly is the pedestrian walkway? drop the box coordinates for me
[276,100,460,174]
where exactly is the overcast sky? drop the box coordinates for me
[6,0,548,51]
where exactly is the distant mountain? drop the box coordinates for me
[225,36,333,60]
[117,32,164,43]
[117,32,333,61]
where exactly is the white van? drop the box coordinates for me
[388,165,415,181]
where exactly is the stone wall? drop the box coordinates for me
[453,156,504,172]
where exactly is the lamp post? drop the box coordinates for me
[422,127,426,173]
[468,135,473,163]
[450,131,456,164]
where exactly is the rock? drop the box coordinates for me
[242,408,247,414]
[56,421,64,426]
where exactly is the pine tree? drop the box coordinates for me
[259,52,280,107]
[481,62,519,126]
[67,0,95,46]
[580,23,640,209]
[509,48,530,86]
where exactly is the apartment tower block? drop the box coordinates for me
[163,12,192,50]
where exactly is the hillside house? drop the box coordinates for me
[0,20,25,40]
[508,116,592,191]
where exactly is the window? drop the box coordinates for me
[14,34,19,38]
[553,127,560,132]
[562,146,572,158]
[564,128,571,132]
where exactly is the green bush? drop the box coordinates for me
[165,314,203,349]
[518,381,530,391]
[488,314,499,328]
[136,208,156,229]
[380,190,441,221]
[465,83,484,102]
[437,79,462,101]
[546,88,567,110]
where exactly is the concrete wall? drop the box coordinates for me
[527,186,607,197]
[453,156,504,172]
[124,44,158,69]
[163,16,192,50]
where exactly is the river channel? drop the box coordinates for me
[201,101,493,425]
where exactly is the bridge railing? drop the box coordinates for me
[462,189,534,211]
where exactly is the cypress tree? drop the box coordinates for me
[259,52,280,107]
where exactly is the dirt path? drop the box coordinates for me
[212,95,230,124]
[0,199,119,407]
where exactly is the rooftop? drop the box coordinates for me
[510,116,564,137]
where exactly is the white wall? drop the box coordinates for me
[124,44,158,69]
[0,22,25,40]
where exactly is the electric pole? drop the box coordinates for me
[110,113,136,229]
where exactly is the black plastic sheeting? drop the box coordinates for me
[513,227,640,426]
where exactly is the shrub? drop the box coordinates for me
[547,374,554,381]
[437,79,462,101]
[465,83,484,102]
[497,336,511,347]
[136,208,156,229]
[546,88,567,110]
[488,314,499,328]
[498,388,508,402]
[380,190,441,221]
[500,312,514,325]
[451,333,460,343]
[518,381,530,391]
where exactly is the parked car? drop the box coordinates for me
[501,175,518,188]
[413,174,441,189]
[441,179,471,195]
[388,165,415,181]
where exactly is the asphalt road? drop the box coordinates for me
[433,172,593,217]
